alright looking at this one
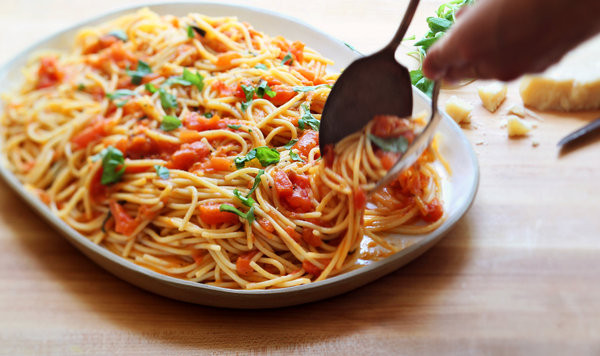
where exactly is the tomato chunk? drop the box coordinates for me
[354,187,367,210]
[422,198,444,222]
[294,130,319,158]
[71,118,112,149]
[216,52,242,69]
[258,217,275,233]
[198,203,239,225]
[36,57,63,89]
[266,85,296,106]
[236,250,258,277]
[109,200,139,236]
[167,141,210,170]
[302,259,331,277]
[290,41,305,63]
[302,228,322,247]
[376,150,401,170]
[184,112,226,131]
[273,170,293,197]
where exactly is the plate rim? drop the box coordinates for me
[0,1,480,304]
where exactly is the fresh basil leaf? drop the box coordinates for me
[233,189,255,207]
[254,63,267,70]
[254,147,280,167]
[115,100,128,108]
[126,60,152,85]
[108,29,128,42]
[410,70,424,85]
[160,115,182,131]
[281,52,293,65]
[235,147,280,168]
[159,87,177,109]
[415,77,434,97]
[145,83,158,94]
[290,150,304,163]
[227,124,242,130]
[247,170,264,197]
[154,165,170,179]
[182,68,204,91]
[77,83,85,91]
[414,33,442,51]
[94,146,125,185]
[368,134,409,153]
[298,103,320,131]
[283,139,298,149]
[186,25,195,39]
[106,89,137,100]
[292,84,331,92]
[256,79,275,98]
[241,84,254,102]
[427,17,453,33]
[204,112,213,118]
[163,76,192,87]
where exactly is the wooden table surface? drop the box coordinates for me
[1,0,600,354]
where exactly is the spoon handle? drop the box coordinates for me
[369,81,441,194]
[382,0,421,56]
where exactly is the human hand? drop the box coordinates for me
[422,0,600,82]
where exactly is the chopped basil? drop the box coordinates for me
[232,169,264,209]
[290,151,304,162]
[106,89,137,100]
[233,189,255,207]
[145,83,158,94]
[93,146,125,185]
[154,165,170,179]
[186,25,195,39]
[368,134,409,153]
[108,29,128,42]
[227,124,242,130]
[182,68,204,91]
[298,103,320,131]
[240,84,255,111]
[77,83,85,91]
[204,112,213,118]
[160,115,182,131]
[126,60,152,85]
[292,84,331,92]
[283,139,298,149]
[159,87,177,109]
[281,52,293,65]
[248,170,265,197]
[256,80,276,98]
[254,63,267,70]
[219,204,255,224]
[235,147,280,169]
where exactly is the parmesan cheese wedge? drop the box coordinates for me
[520,35,600,111]
[506,115,532,137]
[478,82,507,112]
[444,96,473,124]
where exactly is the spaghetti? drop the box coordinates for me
[1,9,445,289]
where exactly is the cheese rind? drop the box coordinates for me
[445,96,473,124]
[506,115,532,137]
[519,35,600,111]
[478,82,507,112]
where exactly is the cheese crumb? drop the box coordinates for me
[478,82,507,112]
[507,104,526,117]
[444,96,473,124]
[507,115,532,137]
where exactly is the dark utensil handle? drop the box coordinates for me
[558,117,600,147]
[382,0,420,56]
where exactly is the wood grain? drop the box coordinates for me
[1,0,600,354]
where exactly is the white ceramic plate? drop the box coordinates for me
[0,2,479,308]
